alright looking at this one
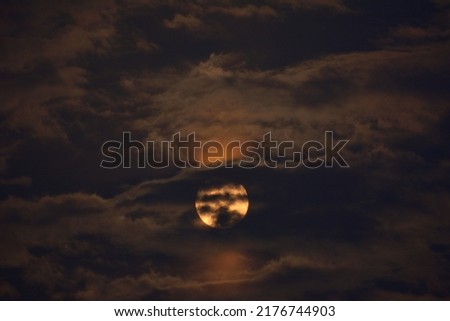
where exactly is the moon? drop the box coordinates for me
[195,183,249,229]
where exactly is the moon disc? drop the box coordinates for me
[195,183,249,229]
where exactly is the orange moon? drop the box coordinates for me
[195,183,249,229]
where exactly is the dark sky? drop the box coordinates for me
[0,0,449,300]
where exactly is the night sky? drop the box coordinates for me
[1,0,450,300]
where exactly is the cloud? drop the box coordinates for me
[135,38,160,52]
[0,281,19,299]
[121,42,449,170]
[161,0,349,33]
[1,0,449,300]
[433,0,450,7]
[1,161,448,299]
[162,4,278,32]
[0,0,118,158]
[0,176,31,186]
[4,65,88,141]
[163,14,205,31]
[271,0,352,13]
[380,25,450,46]
[73,252,339,299]
[0,193,109,225]
[0,0,117,72]
[207,5,278,19]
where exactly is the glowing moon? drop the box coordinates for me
[195,183,249,229]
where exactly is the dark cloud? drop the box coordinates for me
[0,0,449,300]
[198,192,247,203]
